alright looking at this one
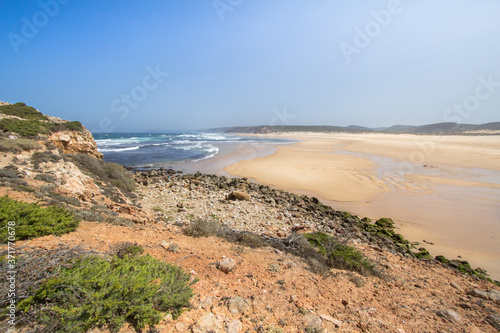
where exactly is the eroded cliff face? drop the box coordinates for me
[48,129,103,159]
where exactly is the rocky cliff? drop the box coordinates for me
[0,100,102,159]
[48,129,103,159]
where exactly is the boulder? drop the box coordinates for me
[228,297,250,315]
[436,309,462,324]
[217,257,236,274]
[194,312,220,332]
[227,191,250,201]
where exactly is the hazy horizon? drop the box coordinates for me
[2,1,500,132]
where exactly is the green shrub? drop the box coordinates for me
[68,154,136,193]
[46,120,84,133]
[31,150,62,168]
[34,173,57,183]
[0,118,47,137]
[0,102,48,120]
[0,137,41,153]
[305,232,375,276]
[47,194,82,207]
[19,253,196,332]
[110,242,144,258]
[0,167,18,179]
[104,162,136,192]
[183,219,220,237]
[0,196,79,241]
[69,153,106,178]
[0,114,83,138]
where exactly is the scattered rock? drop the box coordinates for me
[228,296,250,315]
[436,309,462,324]
[450,282,462,292]
[175,322,187,332]
[320,314,342,328]
[194,312,220,332]
[227,191,250,201]
[227,319,243,333]
[487,314,500,331]
[217,257,236,274]
[304,314,323,330]
[467,289,500,303]
[200,297,212,310]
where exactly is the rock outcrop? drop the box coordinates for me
[48,129,103,159]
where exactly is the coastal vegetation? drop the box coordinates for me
[0,102,83,137]
[68,153,136,193]
[1,243,195,332]
[0,136,41,153]
[0,118,84,137]
[183,218,378,276]
[0,196,79,241]
[0,102,48,120]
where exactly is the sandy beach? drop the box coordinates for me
[224,133,500,279]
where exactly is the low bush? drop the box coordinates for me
[183,218,219,238]
[0,196,79,241]
[0,244,94,330]
[305,232,376,276]
[104,162,136,192]
[109,242,144,258]
[68,154,136,193]
[71,208,105,222]
[34,173,57,183]
[0,117,83,138]
[47,120,83,132]
[0,118,46,137]
[0,167,18,179]
[31,150,62,168]
[0,137,41,153]
[0,102,48,120]
[18,251,196,332]
[47,194,82,207]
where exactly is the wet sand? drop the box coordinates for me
[224,133,500,280]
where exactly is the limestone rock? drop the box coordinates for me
[436,309,462,324]
[228,296,250,315]
[487,314,500,331]
[194,312,220,332]
[320,314,342,328]
[227,191,250,201]
[305,314,323,330]
[227,320,243,333]
[467,289,500,303]
[200,297,212,310]
[48,129,103,159]
[217,257,236,274]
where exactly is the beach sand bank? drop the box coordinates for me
[224,133,500,279]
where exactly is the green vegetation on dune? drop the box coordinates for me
[0,196,79,241]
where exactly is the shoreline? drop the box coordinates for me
[220,132,500,280]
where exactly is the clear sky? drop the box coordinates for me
[1,0,499,132]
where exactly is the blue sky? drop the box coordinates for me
[1,0,499,132]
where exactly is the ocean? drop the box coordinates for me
[93,132,291,170]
